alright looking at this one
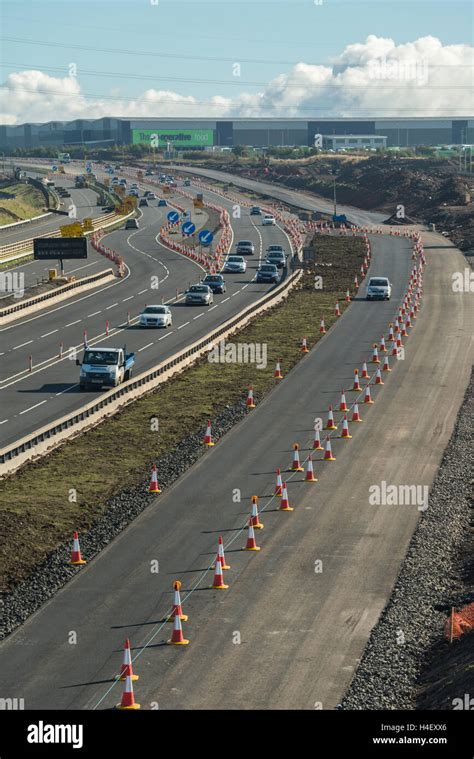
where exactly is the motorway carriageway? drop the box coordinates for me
[0,176,294,447]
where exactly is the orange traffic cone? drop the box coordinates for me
[364,385,374,404]
[119,639,139,681]
[351,403,363,422]
[249,495,263,529]
[217,535,230,569]
[371,344,380,363]
[345,289,351,302]
[274,360,283,379]
[361,362,369,379]
[203,420,214,446]
[279,482,294,511]
[70,532,86,566]
[391,340,398,357]
[149,464,161,494]
[375,367,384,385]
[354,274,359,288]
[388,323,395,341]
[167,580,188,622]
[335,301,341,317]
[320,317,326,334]
[275,468,283,495]
[246,387,255,409]
[244,523,261,551]
[116,675,140,709]
[291,443,304,471]
[313,426,323,450]
[167,613,189,645]
[324,437,336,461]
[382,355,391,372]
[326,405,337,430]
[212,559,229,590]
[305,454,318,482]
[301,337,309,353]
[353,369,361,391]
[401,320,408,337]
[339,390,348,411]
[341,415,352,439]
[380,335,387,352]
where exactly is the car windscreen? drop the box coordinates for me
[205,276,221,282]
[237,241,252,246]
[369,279,388,286]
[190,286,207,292]
[227,257,243,262]
[144,307,166,314]
[83,351,119,366]
[261,265,276,271]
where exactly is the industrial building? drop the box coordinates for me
[1,117,473,151]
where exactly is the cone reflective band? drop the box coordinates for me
[320,318,326,334]
[313,427,323,450]
[341,415,352,439]
[335,301,341,316]
[351,403,363,422]
[119,639,139,681]
[275,468,283,495]
[274,360,283,379]
[382,355,391,372]
[70,532,86,565]
[167,613,189,645]
[279,482,294,511]
[324,437,336,461]
[212,559,228,589]
[375,368,384,385]
[326,406,337,430]
[364,385,374,404]
[361,362,369,379]
[203,420,214,446]
[339,391,347,412]
[250,496,263,529]
[380,335,387,352]
[149,464,161,494]
[353,370,361,391]
[168,580,188,622]
[371,344,380,363]
[246,387,255,409]
[216,535,230,570]
[244,523,260,551]
[305,454,317,482]
[301,337,309,353]
[292,443,304,471]
[117,675,140,709]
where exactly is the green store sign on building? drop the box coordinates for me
[132,129,214,148]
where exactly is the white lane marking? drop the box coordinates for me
[19,400,47,415]
[137,288,148,295]
[66,319,81,327]
[208,305,218,311]
[138,342,154,352]
[221,297,230,303]
[88,310,102,318]
[177,322,189,330]
[0,419,8,425]
[13,340,33,350]
[122,295,134,302]
[40,329,58,338]
[193,312,204,320]
[231,291,239,297]
[158,331,173,340]
[55,384,79,396]
[106,303,118,310]
[241,284,249,289]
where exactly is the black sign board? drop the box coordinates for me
[33,237,88,260]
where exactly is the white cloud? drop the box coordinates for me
[1,35,472,124]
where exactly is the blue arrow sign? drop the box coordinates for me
[86,166,92,173]
[182,221,196,236]
[52,165,58,172]
[167,210,179,224]
[198,229,213,246]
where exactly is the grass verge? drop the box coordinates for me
[0,233,365,593]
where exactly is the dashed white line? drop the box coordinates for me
[20,400,47,415]
[221,297,230,303]
[137,289,148,295]
[122,296,134,302]
[66,319,81,327]
[13,340,33,350]
[208,305,218,311]
[193,312,204,320]
[40,329,58,338]
[158,331,173,340]
[0,419,8,425]
[88,310,102,318]
[138,342,154,352]
[106,303,118,310]
[177,322,189,330]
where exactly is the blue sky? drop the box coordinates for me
[1,0,472,121]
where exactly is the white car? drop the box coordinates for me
[262,214,276,226]
[366,277,392,301]
[224,255,247,273]
[139,305,172,327]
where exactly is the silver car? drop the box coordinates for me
[224,255,247,274]
[139,305,172,328]
[185,284,214,306]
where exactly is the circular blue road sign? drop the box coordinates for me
[167,210,179,224]
[198,229,214,246]
[182,221,196,236]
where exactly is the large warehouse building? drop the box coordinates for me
[1,117,473,151]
